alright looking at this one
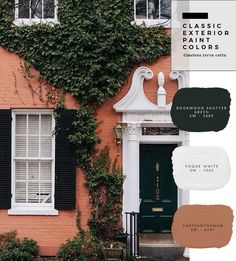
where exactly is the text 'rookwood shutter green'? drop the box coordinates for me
[55,109,77,210]
[0,110,11,209]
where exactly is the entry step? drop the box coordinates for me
[134,256,188,261]
[139,234,184,258]
[139,234,178,245]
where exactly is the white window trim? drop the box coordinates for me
[8,207,58,216]
[13,0,59,26]
[132,19,171,28]
[9,109,58,216]
[133,0,171,28]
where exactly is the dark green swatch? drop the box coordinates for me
[171,88,231,132]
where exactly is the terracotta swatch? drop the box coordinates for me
[172,205,233,248]
[171,88,231,132]
[172,146,231,190]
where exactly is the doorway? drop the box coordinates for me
[139,144,177,234]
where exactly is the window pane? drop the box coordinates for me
[15,182,26,203]
[18,0,30,19]
[41,137,52,157]
[28,136,39,157]
[161,0,171,19]
[14,112,54,206]
[148,0,158,19]
[44,0,55,19]
[31,0,42,19]
[28,115,39,134]
[41,162,52,180]
[16,161,26,180]
[16,115,26,134]
[15,136,26,157]
[41,115,52,135]
[28,162,39,180]
[40,182,52,203]
[136,0,147,19]
[28,182,39,203]
[142,127,179,135]
[135,0,171,20]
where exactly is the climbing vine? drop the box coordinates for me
[86,146,124,241]
[69,107,100,172]
[0,0,170,106]
[0,0,170,239]
[21,61,65,107]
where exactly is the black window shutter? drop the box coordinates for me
[0,110,11,209]
[55,109,77,210]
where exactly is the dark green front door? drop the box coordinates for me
[140,144,177,234]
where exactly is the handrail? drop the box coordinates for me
[124,212,140,259]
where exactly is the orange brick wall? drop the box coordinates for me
[0,47,178,256]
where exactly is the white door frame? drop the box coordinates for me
[121,122,189,215]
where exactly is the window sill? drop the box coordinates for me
[8,208,58,216]
[13,19,59,26]
[132,19,171,28]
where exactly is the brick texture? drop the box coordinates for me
[0,47,178,256]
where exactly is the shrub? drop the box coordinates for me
[57,231,102,261]
[0,231,39,261]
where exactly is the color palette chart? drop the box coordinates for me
[181,72,236,261]
[170,83,234,259]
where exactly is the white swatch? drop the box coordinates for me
[172,146,231,190]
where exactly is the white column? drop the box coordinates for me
[122,123,140,257]
[123,123,140,213]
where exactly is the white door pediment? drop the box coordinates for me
[113,67,158,112]
[113,67,187,113]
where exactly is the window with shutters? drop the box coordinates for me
[134,0,171,27]
[9,110,58,215]
[14,0,58,25]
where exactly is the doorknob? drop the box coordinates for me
[155,162,160,172]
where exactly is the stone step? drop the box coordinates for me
[134,256,188,261]
[139,245,185,259]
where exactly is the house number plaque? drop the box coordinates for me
[156,162,160,201]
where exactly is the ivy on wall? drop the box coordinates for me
[86,146,124,241]
[69,106,100,172]
[0,0,170,106]
[0,0,170,239]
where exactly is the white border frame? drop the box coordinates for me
[9,109,58,216]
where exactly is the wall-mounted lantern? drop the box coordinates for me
[114,123,123,156]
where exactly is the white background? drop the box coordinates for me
[189,71,236,261]
[172,1,236,70]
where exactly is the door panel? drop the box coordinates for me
[140,144,177,234]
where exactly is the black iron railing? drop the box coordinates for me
[125,212,140,259]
